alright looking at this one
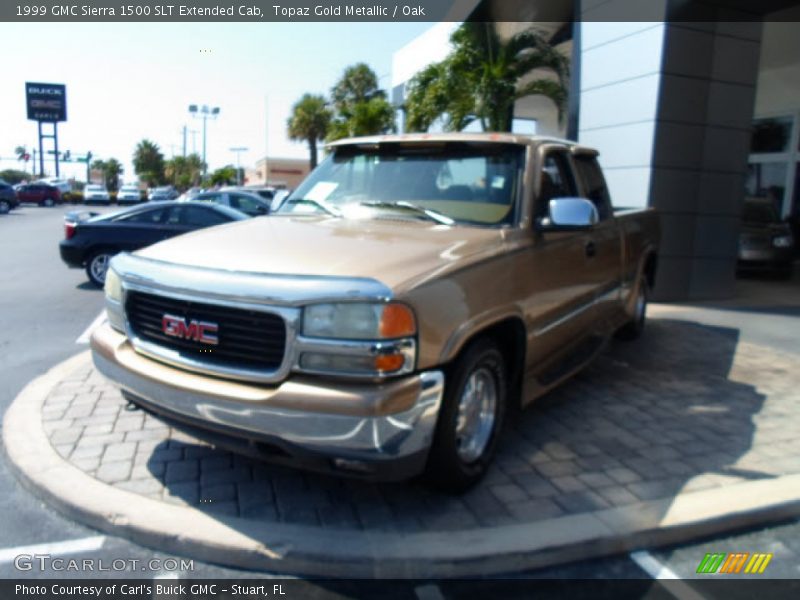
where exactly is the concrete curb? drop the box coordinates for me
[6,352,800,577]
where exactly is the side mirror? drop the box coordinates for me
[538,197,598,231]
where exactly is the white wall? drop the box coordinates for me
[391,22,458,89]
[577,21,666,208]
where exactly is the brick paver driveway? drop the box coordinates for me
[42,316,799,534]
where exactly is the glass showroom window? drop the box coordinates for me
[748,114,800,218]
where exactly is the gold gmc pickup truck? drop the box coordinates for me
[91,133,659,491]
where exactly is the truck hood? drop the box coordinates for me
[135,215,508,292]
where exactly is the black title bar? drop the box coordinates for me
[3,0,800,22]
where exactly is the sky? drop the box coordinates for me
[0,21,434,182]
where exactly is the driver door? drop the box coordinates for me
[523,147,600,371]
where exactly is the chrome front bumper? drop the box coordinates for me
[90,323,444,480]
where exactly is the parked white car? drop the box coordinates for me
[84,184,110,205]
[117,185,142,204]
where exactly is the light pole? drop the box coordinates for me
[188,104,220,180]
[229,147,248,186]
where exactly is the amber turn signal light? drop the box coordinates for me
[379,303,416,338]
[374,353,406,372]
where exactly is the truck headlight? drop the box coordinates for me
[298,302,417,377]
[302,302,416,340]
[773,235,793,248]
[104,267,122,303]
[103,267,126,333]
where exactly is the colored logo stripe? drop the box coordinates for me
[696,553,725,574]
[720,553,749,574]
[744,553,773,574]
[696,552,773,574]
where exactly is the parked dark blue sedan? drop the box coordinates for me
[59,201,248,287]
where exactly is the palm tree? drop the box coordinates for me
[331,63,380,114]
[404,23,569,133]
[165,154,205,189]
[90,159,106,185]
[133,139,165,186]
[14,146,27,162]
[287,94,332,169]
[327,63,395,142]
[103,158,123,191]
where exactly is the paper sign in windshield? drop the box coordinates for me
[305,182,338,202]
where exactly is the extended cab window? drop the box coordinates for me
[574,154,612,220]
[536,150,578,220]
[280,142,525,226]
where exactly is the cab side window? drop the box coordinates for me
[574,155,612,221]
[536,151,578,220]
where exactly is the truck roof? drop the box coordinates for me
[326,132,599,156]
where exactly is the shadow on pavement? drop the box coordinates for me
[148,318,768,537]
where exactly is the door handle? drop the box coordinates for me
[585,241,596,258]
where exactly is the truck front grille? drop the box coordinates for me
[126,291,286,372]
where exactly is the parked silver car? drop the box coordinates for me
[191,190,271,216]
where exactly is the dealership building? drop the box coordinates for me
[391,0,800,300]
[245,156,311,189]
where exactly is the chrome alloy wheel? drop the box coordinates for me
[455,367,498,463]
[634,284,646,322]
[90,254,110,284]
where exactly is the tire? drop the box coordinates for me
[43,197,55,207]
[85,249,115,288]
[425,339,507,493]
[616,276,648,341]
[0,200,9,215]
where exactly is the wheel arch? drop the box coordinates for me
[442,315,527,409]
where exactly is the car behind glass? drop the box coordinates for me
[738,198,795,278]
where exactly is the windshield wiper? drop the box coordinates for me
[359,201,454,225]
[283,197,342,217]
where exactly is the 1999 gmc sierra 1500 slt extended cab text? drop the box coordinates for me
[91,133,659,491]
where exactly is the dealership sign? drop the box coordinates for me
[26,82,67,122]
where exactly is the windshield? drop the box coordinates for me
[742,202,779,224]
[279,142,525,226]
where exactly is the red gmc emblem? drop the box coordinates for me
[162,313,219,345]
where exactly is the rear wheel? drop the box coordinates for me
[425,339,507,493]
[43,198,55,207]
[616,276,648,341]
[85,250,115,288]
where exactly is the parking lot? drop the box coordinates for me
[2,204,800,592]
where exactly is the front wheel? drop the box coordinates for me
[0,200,9,215]
[85,250,115,288]
[425,339,507,493]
